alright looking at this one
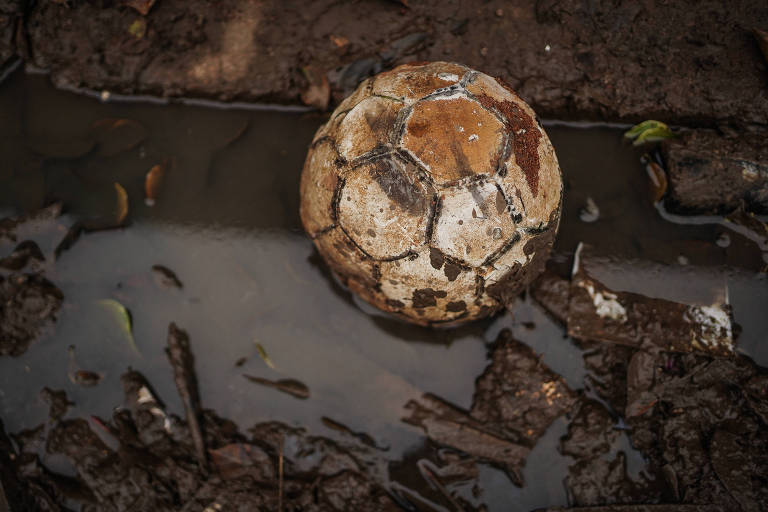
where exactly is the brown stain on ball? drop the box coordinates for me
[473,93,541,196]
[369,159,428,216]
[412,288,448,308]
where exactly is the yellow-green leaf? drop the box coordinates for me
[97,299,140,355]
[624,120,675,145]
[254,341,275,369]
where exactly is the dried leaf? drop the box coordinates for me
[120,0,156,16]
[329,35,349,48]
[254,342,275,369]
[300,67,330,111]
[114,182,129,224]
[624,120,675,145]
[645,160,668,202]
[97,299,140,354]
[243,375,310,399]
[92,118,146,156]
[152,264,183,288]
[144,161,167,206]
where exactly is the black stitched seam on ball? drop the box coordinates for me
[330,176,345,223]
[481,231,522,268]
[521,223,550,235]
[370,93,405,103]
[474,273,485,297]
[352,144,393,166]
[310,135,332,150]
[420,88,467,103]
[393,149,433,186]
[459,70,478,88]
[435,172,489,190]
[426,194,442,245]
[312,224,336,239]
[393,104,414,146]
[334,108,352,121]
[336,222,375,260]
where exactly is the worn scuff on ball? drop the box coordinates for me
[300,61,563,326]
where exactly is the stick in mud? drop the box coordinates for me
[166,322,209,473]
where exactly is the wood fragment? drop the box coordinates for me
[166,322,208,473]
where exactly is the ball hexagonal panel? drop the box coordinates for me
[432,181,518,267]
[336,96,404,162]
[338,156,434,260]
[401,94,506,185]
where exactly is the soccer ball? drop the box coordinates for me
[300,61,562,326]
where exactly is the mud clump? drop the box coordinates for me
[0,273,63,356]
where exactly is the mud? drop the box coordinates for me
[2,0,764,128]
[662,130,768,215]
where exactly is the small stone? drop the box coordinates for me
[495,8,503,17]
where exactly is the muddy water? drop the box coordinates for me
[1,71,767,510]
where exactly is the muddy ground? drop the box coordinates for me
[0,0,765,127]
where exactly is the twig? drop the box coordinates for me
[166,322,208,473]
[278,434,285,512]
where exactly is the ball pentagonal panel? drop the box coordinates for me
[336,96,404,162]
[372,61,469,103]
[338,157,434,260]
[432,181,518,267]
[299,139,341,237]
[401,94,506,185]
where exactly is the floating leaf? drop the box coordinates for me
[624,120,675,146]
[300,67,330,111]
[92,118,146,156]
[114,182,129,224]
[97,299,140,354]
[144,161,166,206]
[254,342,275,369]
[243,375,310,399]
[645,160,668,202]
[151,264,183,288]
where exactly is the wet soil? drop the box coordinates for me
[1,0,766,127]
[1,71,768,511]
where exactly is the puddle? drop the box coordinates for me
[1,71,766,511]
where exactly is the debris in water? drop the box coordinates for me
[166,322,209,473]
[114,182,129,225]
[624,120,675,146]
[568,243,735,357]
[92,118,146,156]
[96,299,140,354]
[151,264,183,289]
[242,375,310,400]
[254,341,276,369]
[144,161,167,206]
[67,345,103,387]
[579,197,600,222]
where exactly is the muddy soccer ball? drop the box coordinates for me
[300,61,562,326]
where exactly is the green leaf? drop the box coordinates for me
[97,299,140,355]
[624,120,675,145]
[254,341,275,370]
